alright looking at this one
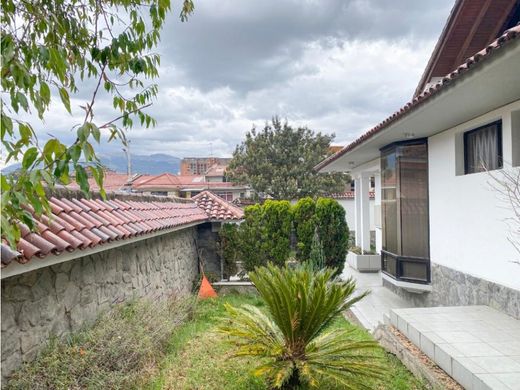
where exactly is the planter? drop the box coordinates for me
[346,252,381,272]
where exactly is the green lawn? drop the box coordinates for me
[149,293,426,390]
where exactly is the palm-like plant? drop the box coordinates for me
[219,264,386,389]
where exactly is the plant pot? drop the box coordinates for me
[346,252,381,272]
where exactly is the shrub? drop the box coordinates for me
[262,200,292,265]
[315,198,349,275]
[292,197,317,262]
[219,264,384,389]
[6,296,195,389]
[240,204,271,272]
[308,228,325,271]
[233,201,293,272]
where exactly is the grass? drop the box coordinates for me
[7,292,426,389]
[150,293,427,390]
[7,296,195,390]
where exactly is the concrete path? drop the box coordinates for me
[341,265,412,331]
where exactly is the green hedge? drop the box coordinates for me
[315,198,349,275]
[219,198,349,274]
[292,197,316,262]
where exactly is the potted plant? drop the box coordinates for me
[346,246,381,272]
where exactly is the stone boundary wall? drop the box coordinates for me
[1,227,199,382]
[383,263,520,319]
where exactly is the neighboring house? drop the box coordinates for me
[180,157,231,175]
[204,162,227,182]
[317,2,520,315]
[130,172,249,201]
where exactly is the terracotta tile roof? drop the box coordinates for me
[192,190,244,221]
[205,163,227,177]
[68,171,131,192]
[132,173,181,189]
[330,191,375,200]
[1,195,208,268]
[315,24,520,172]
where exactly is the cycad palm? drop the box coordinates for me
[219,264,386,389]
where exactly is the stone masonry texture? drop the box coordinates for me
[1,227,199,383]
[383,262,520,320]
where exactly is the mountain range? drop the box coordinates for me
[2,152,181,175]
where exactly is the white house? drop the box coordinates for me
[317,2,520,318]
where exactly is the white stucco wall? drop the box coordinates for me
[428,100,520,290]
[337,198,375,233]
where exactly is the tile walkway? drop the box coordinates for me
[341,265,412,331]
[341,265,520,389]
[391,306,520,390]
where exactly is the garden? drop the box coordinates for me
[7,198,426,389]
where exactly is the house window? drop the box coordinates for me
[381,139,430,284]
[216,192,233,201]
[464,120,503,174]
[151,191,168,196]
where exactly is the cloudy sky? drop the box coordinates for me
[26,0,455,161]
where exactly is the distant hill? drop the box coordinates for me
[2,152,181,175]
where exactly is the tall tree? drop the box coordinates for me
[1,0,194,245]
[227,117,348,200]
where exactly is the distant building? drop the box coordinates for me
[180,157,231,175]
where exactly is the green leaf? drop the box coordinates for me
[59,88,71,113]
[40,82,51,104]
[22,147,39,169]
[75,165,89,193]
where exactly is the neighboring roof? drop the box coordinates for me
[415,0,519,97]
[315,24,520,172]
[130,173,244,191]
[192,190,244,221]
[67,171,131,193]
[1,193,208,268]
[205,163,227,177]
[330,191,375,200]
[132,173,181,189]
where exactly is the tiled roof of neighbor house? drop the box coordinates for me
[1,193,208,268]
[132,173,181,189]
[68,171,131,192]
[192,190,244,221]
[330,191,375,200]
[315,24,520,171]
[205,163,227,177]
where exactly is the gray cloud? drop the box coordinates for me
[4,0,455,168]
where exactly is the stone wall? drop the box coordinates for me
[383,262,520,319]
[1,227,199,382]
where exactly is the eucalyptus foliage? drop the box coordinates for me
[219,264,385,389]
[227,117,349,200]
[1,0,194,245]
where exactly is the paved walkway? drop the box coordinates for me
[340,265,412,331]
[391,306,520,390]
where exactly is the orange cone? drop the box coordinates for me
[198,275,217,299]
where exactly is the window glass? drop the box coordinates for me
[381,151,398,254]
[399,143,429,258]
[464,121,502,174]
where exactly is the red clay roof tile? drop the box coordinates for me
[2,194,208,269]
[192,190,244,221]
